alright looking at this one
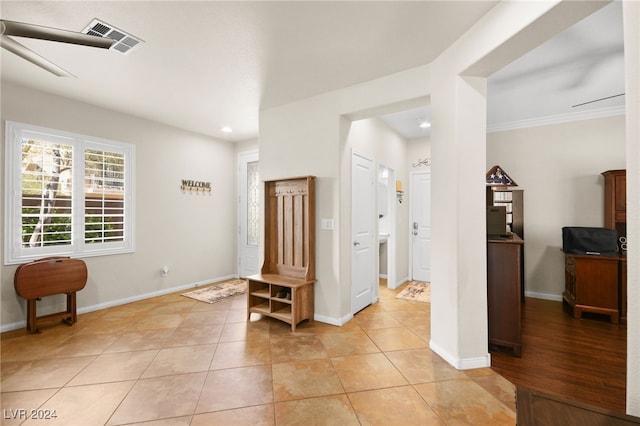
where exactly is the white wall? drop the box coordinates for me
[487,115,626,298]
[1,82,238,330]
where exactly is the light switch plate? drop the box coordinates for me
[321,219,335,230]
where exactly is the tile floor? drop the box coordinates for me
[1,281,516,425]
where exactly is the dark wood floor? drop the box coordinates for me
[491,297,627,414]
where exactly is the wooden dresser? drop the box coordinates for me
[247,176,315,331]
[487,234,524,357]
[563,253,619,323]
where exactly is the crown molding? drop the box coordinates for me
[487,105,626,133]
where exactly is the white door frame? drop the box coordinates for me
[237,150,260,278]
[378,163,398,289]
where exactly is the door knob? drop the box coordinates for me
[353,241,360,246]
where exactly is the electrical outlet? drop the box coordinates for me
[161,266,169,277]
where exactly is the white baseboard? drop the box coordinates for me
[314,312,353,327]
[525,291,563,302]
[429,339,491,370]
[0,274,238,333]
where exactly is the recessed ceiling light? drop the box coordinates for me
[419,121,431,129]
[221,126,233,133]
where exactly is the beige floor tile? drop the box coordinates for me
[1,356,96,392]
[166,324,223,347]
[365,326,427,351]
[318,329,380,357]
[189,299,234,312]
[128,313,185,331]
[385,347,467,384]
[272,358,344,401]
[68,349,158,386]
[108,372,207,425]
[209,339,271,370]
[312,319,362,334]
[387,310,430,327]
[226,308,250,323]
[179,310,229,327]
[472,373,517,413]
[275,394,360,426]
[219,320,271,343]
[102,329,175,353]
[348,385,445,425]
[414,378,516,425]
[141,344,216,378]
[191,405,274,426]
[47,333,120,358]
[331,353,408,392]
[124,417,192,426]
[0,389,58,426]
[1,332,71,362]
[21,381,135,426]
[147,300,197,315]
[196,366,273,413]
[270,334,329,363]
[353,311,402,329]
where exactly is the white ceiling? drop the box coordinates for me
[382,0,624,140]
[0,1,496,141]
[0,1,624,142]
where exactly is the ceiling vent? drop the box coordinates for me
[82,19,143,55]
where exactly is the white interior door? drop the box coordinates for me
[238,151,260,278]
[352,152,375,314]
[410,171,431,282]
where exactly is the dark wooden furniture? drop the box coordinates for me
[603,169,626,238]
[247,176,315,331]
[486,186,525,302]
[14,256,88,333]
[517,387,640,425]
[563,253,619,323]
[603,169,627,323]
[487,234,524,357]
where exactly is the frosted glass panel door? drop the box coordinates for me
[238,151,260,278]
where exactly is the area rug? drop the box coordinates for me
[396,281,430,303]
[181,279,247,304]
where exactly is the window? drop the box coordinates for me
[4,121,135,264]
[246,160,260,246]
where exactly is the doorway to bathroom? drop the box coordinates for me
[378,164,397,289]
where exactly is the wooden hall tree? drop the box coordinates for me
[246,176,316,331]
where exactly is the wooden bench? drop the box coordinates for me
[247,176,316,331]
[14,256,88,333]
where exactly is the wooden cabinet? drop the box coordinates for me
[602,169,626,238]
[247,176,315,331]
[487,235,524,357]
[602,169,626,323]
[563,253,619,323]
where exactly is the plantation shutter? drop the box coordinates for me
[84,148,126,244]
[21,138,73,248]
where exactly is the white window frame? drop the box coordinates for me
[4,121,135,264]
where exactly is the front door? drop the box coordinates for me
[352,152,375,314]
[238,151,260,278]
[410,171,431,282]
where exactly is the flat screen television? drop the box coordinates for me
[487,205,507,237]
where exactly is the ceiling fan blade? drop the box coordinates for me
[1,35,74,77]
[1,19,113,49]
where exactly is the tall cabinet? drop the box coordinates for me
[485,165,525,357]
[602,169,626,323]
[247,176,316,331]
